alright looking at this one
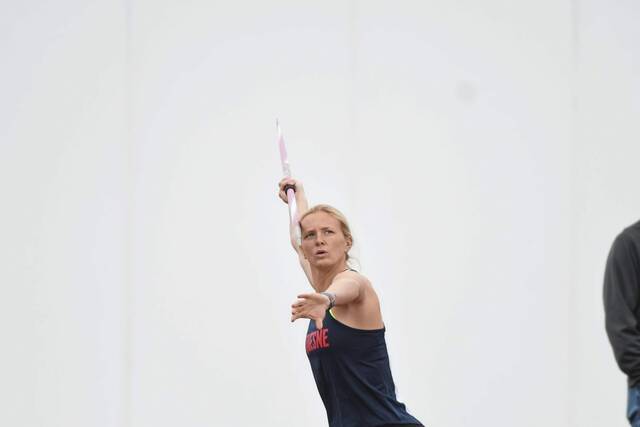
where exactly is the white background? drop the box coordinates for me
[1,1,639,426]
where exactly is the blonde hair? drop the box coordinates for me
[299,204,355,266]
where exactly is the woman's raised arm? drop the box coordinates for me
[278,178,314,287]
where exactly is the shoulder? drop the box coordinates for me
[334,270,375,301]
[613,227,639,251]
[335,269,371,286]
[608,228,640,264]
[622,221,640,242]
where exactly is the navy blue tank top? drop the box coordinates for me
[306,308,424,427]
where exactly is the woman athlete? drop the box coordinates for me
[278,177,424,427]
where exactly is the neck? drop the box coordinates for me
[311,262,349,292]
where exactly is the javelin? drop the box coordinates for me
[277,120,301,243]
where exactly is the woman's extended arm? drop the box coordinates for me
[278,178,314,287]
[291,271,366,329]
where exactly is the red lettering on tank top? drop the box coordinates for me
[321,328,329,348]
[305,328,330,353]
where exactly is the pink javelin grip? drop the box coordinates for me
[277,120,300,241]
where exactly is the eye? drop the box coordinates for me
[324,230,334,235]
[304,232,315,240]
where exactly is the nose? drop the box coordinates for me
[314,234,326,245]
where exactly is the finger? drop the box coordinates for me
[278,178,295,190]
[291,312,305,322]
[315,318,323,330]
[297,293,313,299]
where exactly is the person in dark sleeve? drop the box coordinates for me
[604,220,640,427]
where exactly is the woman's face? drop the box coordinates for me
[300,211,351,268]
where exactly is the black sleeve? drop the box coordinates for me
[604,232,640,380]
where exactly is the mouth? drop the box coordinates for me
[315,250,328,256]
